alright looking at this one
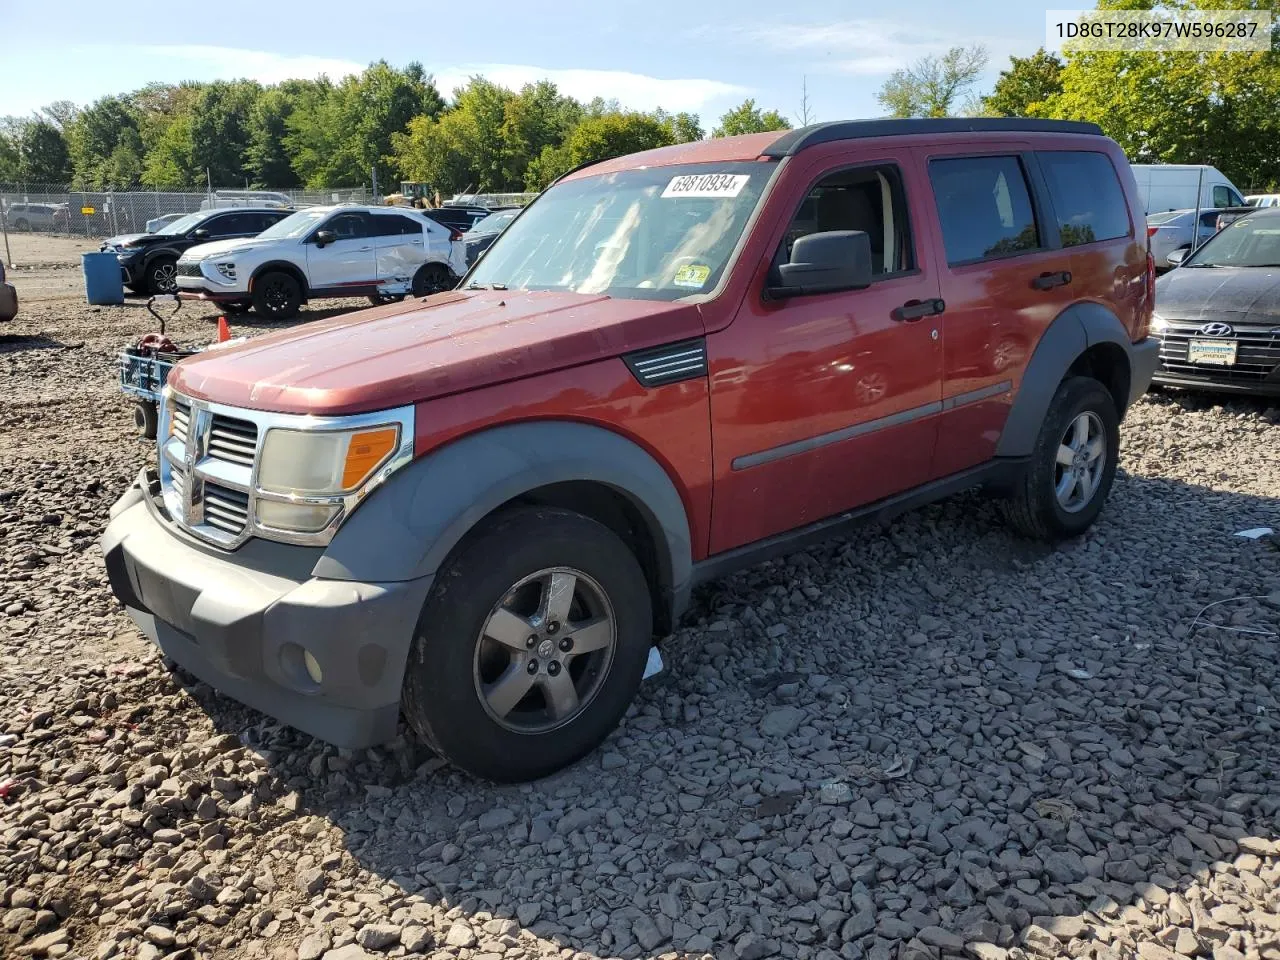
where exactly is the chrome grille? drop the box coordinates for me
[203,484,249,535]
[171,401,190,445]
[1157,320,1280,384]
[208,415,257,466]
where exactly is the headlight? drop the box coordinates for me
[254,424,402,534]
[215,262,236,281]
[1151,312,1168,333]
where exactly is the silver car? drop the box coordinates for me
[1147,208,1223,270]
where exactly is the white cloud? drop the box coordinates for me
[138,45,365,85]
[734,20,1021,76]
[433,64,746,113]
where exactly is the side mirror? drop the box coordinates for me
[314,229,336,248]
[1166,247,1188,268]
[192,228,210,239]
[769,230,873,298]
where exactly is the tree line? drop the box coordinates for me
[0,63,790,194]
[876,0,1280,192]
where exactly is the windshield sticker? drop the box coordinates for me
[662,173,750,199]
[673,263,712,288]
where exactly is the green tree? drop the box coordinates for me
[653,109,704,143]
[190,80,261,186]
[67,95,144,187]
[528,112,675,188]
[712,99,790,137]
[19,120,72,183]
[1046,0,1280,189]
[981,49,1064,117]
[0,133,18,181]
[391,77,514,194]
[877,45,989,118]
[245,84,309,188]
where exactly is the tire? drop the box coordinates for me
[133,400,158,441]
[412,262,452,297]
[251,271,302,320]
[1000,376,1120,540]
[13,218,29,231]
[145,257,178,295]
[402,506,653,782]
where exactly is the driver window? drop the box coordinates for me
[780,164,914,276]
[324,213,368,240]
[1212,185,1231,208]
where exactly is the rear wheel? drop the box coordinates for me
[133,400,158,441]
[251,271,302,320]
[1000,376,1119,540]
[402,507,652,782]
[145,257,178,295]
[412,262,452,297]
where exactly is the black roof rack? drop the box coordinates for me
[763,118,1106,158]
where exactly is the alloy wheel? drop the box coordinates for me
[1054,411,1106,513]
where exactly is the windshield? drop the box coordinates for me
[1185,215,1280,267]
[471,211,518,235]
[467,161,776,300]
[257,209,329,240]
[158,212,206,236]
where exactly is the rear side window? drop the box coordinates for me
[929,156,1039,265]
[369,214,424,237]
[1038,151,1130,247]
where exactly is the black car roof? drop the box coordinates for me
[764,118,1106,158]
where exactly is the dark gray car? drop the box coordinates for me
[1152,208,1280,397]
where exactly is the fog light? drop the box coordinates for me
[302,650,323,685]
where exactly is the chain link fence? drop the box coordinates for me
[0,184,375,238]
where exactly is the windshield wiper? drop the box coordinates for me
[465,282,508,290]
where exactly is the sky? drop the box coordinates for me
[1,0,1053,125]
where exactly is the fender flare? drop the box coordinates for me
[140,246,182,273]
[996,301,1134,458]
[249,260,310,295]
[313,420,694,621]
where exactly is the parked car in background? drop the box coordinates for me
[103,118,1157,781]
[175,204,467,318]
[463,208,520,266]
[4,202,70,232]
[1147,208,1224,270]
[423,204,494,232]
[102,207,291,295]
[0,260,17,322]
[146,212,187,234]
[1132,164,1245,214]
[1246,193,1280,208]
[1152,208,1280,397]
[199,190,293,211]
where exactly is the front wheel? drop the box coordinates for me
[402,507,652,782]
[1000,376,1120,540]
[145,257,178,295]
[251,271,302,320]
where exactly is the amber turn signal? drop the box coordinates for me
[341,427,399,489]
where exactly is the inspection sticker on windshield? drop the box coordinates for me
[662,173,750,199]
[673,263,711,288]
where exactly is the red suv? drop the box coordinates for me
[103,119,1158,782]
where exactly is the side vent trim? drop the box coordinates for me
[623,338,708,387]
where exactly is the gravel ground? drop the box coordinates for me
[2,260,1280,960]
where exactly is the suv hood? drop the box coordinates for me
[179,237,278,260]
[104,233,158,249]
[170,289,705,415]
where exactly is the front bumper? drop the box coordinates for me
[1128,336,1161,408]
[100,474,432,747]
[176,279,246,303]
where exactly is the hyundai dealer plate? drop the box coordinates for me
[1186,338,1238,366]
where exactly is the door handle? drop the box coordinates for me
[892,298,945,322]
[1032,270,1072,290]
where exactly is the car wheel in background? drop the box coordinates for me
[222,300,251,314]
[146,257,178,295]
[412,263,452,297]
[367,293,406,307]
[14,219,30,231]
[133,400,158,441]
[401,506,652,782]
[1000,376,1120,540]
[251,271,302,320]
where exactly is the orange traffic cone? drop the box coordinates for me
[217,316,231,342]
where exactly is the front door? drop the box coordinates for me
[921,150,1079,477]
[707,151,944,553]
[305,212,376,290]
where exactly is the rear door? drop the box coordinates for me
[369,212,427,279]
[922,149,1077,477]
[305,212,376,290]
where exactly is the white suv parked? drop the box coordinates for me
[175,205,467,319]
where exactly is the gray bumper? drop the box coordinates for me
[1129,336,1161,408]
[101,477,432,748]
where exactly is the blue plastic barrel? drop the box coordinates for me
[82,251,124,305]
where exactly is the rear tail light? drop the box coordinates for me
[1147,225,1158,237]
[1143,252,1156,335]
[449,227,463,241]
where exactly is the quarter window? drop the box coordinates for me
[369,214,425,237]
[929,156,1040,265]
[1038,151,1130,247]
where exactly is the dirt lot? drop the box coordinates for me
[2,248,1280,960]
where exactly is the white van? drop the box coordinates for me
[1131,164,1245,214]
